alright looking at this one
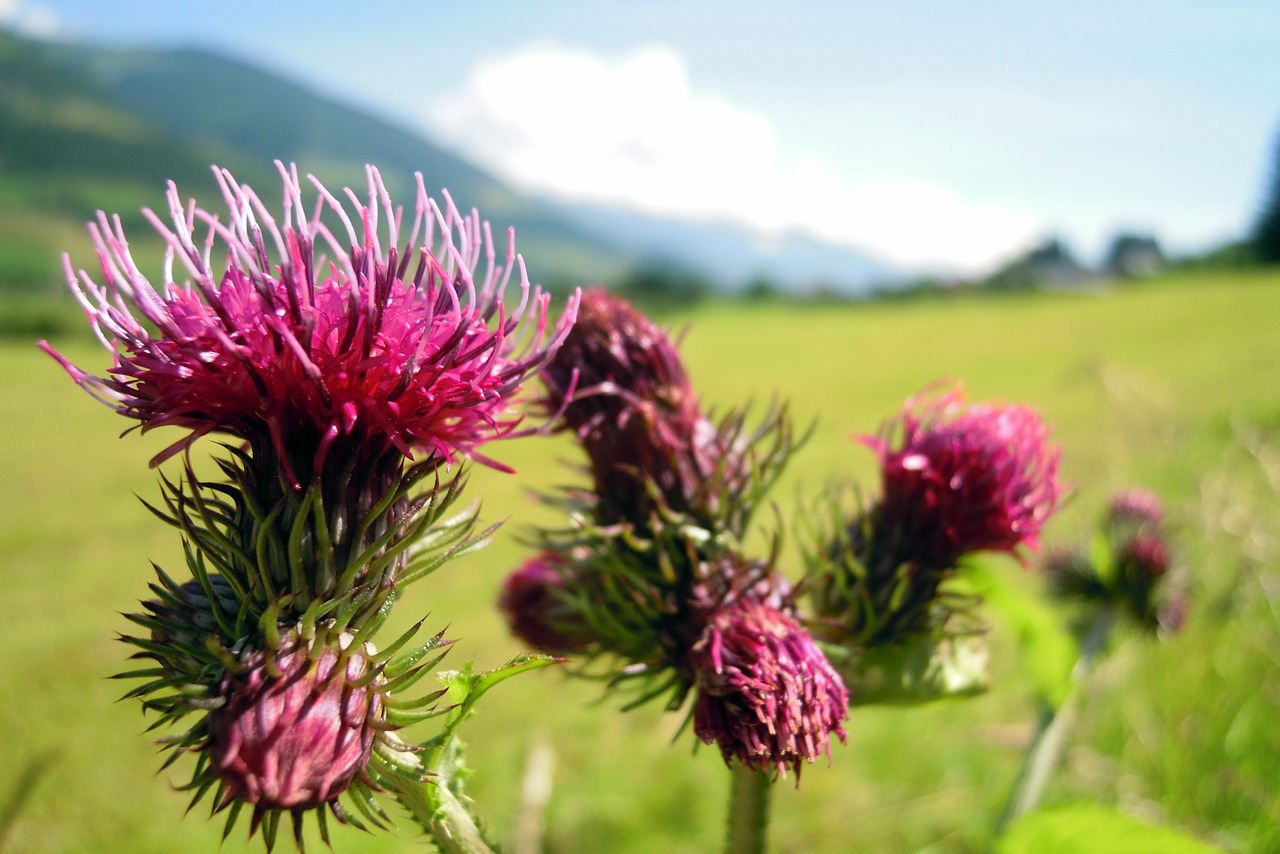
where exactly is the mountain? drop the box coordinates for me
[0,28,894,297]
[547,199,897,293]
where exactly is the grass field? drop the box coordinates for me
[2,270,1278,852]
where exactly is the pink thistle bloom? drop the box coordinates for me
[41,163,578,481]
[539,287,717,523]
[498,551,595,654]
[690,597,849,779]
[210,632,383,822]
[864,384,1062,569]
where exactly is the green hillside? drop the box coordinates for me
[0,28,632,299]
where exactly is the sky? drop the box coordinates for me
[4,0,1279,275]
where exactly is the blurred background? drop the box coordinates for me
[1,2,1278,852]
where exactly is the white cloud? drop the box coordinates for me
[0,0,61,38]
[428,43,1039,273]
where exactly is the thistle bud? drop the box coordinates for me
[690,598,849,779]
[540,288,712,524]
[1041,488,1185,636]
[141,574,236,678]
[210,632,384,814]
[498,552,596,654]
[1117,533,1171,584]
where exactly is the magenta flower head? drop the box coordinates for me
[810,384,1062,650]
[864,383,1062,569]
[41,162,578,482]
[498,551,597,654]
[690,595,849,779]
[538,287,717,525]
[210,631,383,821]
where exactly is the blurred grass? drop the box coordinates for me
[1,269,1278,851]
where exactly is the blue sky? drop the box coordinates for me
[5,0,1279,273]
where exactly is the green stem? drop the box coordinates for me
[382,733,495,854]
[996,606,1117,835]
[725,763,772,854]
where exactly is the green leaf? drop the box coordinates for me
[436,654,563,736]
[384,655,562,854]
[965,557,1076,707]
[840,633,990,706]
[997,802,1224,854]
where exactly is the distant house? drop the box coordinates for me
[983,237,1099,290]
[1103,233,1166,279]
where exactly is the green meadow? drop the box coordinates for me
[2,270,1278,852]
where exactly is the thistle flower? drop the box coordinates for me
[690,595,849,779]
[41,162,578,482]
[863,384,1062,569]
[51,165,577,849]
[811,385,1061,652]
[498,551,596,654]
[520,290,836,784]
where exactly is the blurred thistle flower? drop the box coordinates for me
[1042,488,1185,636]
[690,595,849,779]
[1107,488,1164,530]
[42,162,577,482]
[52,164,579,849]
[812,384,1062,651]
[498,551,596,654]
[864,384,1062,569]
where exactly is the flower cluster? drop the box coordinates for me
[46,163,577,848]
[809,384,1063,683]
[1044,488,1186,635]
[501,288,847,778]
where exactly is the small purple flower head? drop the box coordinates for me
[864,384,1062,569]
[41,163,578,481]
[498,551,596,654]
[210,631,383,823]
[690,597,849,779]
[539,288,715,523]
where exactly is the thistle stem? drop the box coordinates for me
[382,734,495,854]
[725,763,772,854]
[997,605,1117,835]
